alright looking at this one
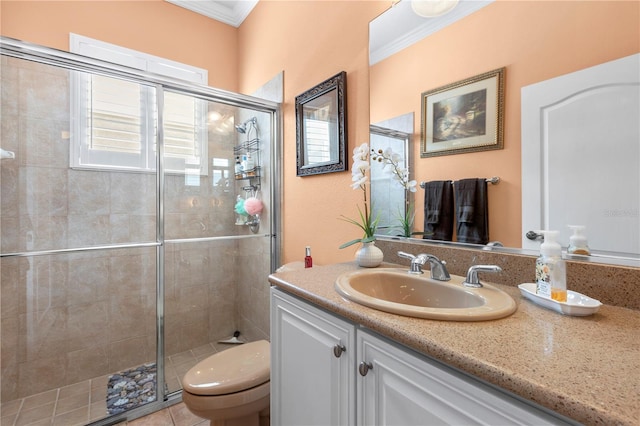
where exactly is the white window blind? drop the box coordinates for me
[164,91,198,158]
[91,76,142,155]
[70,34,208,174]
[304,119,332,164]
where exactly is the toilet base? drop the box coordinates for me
[182,382,269,425]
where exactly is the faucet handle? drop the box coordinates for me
[463,265,502,288]
[397,251,416,261]
[397,251,425,274]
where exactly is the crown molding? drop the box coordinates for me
[370,0,494,66]
[165,0,258,28]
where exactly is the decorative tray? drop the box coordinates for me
[518,283,602,316]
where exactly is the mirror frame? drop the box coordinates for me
[295,71,347,176]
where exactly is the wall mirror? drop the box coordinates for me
[369,0,640,266]
[296,71,347,176]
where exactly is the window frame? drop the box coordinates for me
[69,34,208,175]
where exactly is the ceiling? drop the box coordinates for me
[164,0,258,27]
[164,0,493,62]
[369,0,494,65]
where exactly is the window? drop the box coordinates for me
[211,158,231,191]
[70,34,208,174]
[303,119,332,164]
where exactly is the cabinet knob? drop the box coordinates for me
[333,344,346,358]
[358,361,373,376]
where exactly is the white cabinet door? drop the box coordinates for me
[357,330,569,426]
[270,288,356,426]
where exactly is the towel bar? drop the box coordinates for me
[419,177,500,189]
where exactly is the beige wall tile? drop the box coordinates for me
[66,346,109,384]
[17,355,66,400]
[108,336,153,373]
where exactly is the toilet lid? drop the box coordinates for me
[183,340,270,396]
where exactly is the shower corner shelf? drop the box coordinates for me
[234,166,261,181]
[234,137,262,185]
[233,137,260,152]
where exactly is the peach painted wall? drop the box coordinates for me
[238,0,389,266]
[7,1,636,266]
[1,0,390,267]
[0,0,238,90]
[370,0,640,248]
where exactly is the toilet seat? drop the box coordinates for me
[183,339,270,396]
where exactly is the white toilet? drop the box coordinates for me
[182,340,270,426]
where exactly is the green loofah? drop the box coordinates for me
[234,198,247,215]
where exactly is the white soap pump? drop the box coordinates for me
[535,230,567,302]
[568,225,590,255]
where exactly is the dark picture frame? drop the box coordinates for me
[296,71,347,176]
[420,68,505,158]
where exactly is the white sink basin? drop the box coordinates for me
[335,268,516,321]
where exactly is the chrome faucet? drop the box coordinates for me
[397,251,451,281]
[463,265,502,288]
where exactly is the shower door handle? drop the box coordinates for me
[333,344,346,358]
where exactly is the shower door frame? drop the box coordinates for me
[0,36,282,424]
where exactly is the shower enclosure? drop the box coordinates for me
[0,37,280,425]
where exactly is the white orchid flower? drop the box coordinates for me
[340,142,378,249]
[352,143,369,161]
[350,175,367,189]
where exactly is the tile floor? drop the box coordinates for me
[0,341,227,426]
[126,403,206,426]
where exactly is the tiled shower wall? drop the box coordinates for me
[0,56,272,402]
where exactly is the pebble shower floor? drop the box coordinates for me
[106,363,158,415]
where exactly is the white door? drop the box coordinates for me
[357,330,568,425]
[270,288,355,426]
[522,53,640,255]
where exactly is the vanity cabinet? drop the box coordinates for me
[271,287,574,426]
[357,331,571,425]
[271,287,356,425]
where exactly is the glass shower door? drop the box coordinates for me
[0,56,160,425]
[2,38,280,425]
[162,90,274,395]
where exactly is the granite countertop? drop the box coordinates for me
[268,262,640,426]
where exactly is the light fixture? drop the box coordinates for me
[411,0,459,18]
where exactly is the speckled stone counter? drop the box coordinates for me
[268,262,640,426]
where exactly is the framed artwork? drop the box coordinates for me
[296,71,347,176]
[420,68,505,158]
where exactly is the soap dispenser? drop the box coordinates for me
[535,230,567,302]
[568,225,590,255]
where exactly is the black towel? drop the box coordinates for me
[456,179,476,223]
[455,178,489,244]
[423,180,454,241]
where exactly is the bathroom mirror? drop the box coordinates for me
[296,71,347,176]
[369,0,640,266]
